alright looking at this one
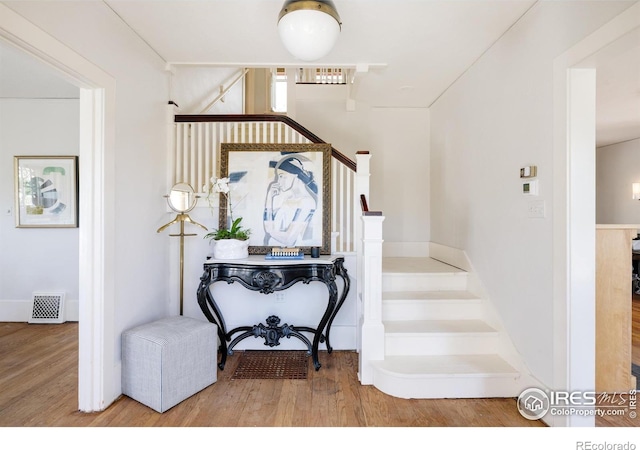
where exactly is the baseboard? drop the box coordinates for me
[383,241,429,257]
[0,299,79,322]
[428,242,469,270]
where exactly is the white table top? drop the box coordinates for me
[204,254,343,266]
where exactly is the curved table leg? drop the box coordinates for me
[312,280,338,370]
[295,326,325,345]
[197,274,229,370]
[323,259,350,353]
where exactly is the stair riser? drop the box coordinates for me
[382,274,468,292]
[372,370,523,399]
[385,334,500,356]
[382,300,483,321]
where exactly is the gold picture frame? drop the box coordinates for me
[219,143,331,255]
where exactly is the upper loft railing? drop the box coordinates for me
[295,67,348,84]
[172,114,362,253]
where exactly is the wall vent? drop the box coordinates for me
[29,292,65,324]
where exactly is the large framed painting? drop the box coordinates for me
[219,143,331,255]
[14,155,79,228]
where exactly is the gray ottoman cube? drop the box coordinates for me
[122,315,217,413]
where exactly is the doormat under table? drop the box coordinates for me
[231,350,309,380]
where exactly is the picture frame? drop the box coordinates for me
[219,143,331,255]
[14,155,79,228]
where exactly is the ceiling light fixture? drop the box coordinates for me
[277,0,342,61]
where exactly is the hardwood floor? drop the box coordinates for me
[0,321,637,428]
[1,322,543,427]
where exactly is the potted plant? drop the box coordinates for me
[204,177,251,259]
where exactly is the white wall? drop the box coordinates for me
[5,1,172,368]
[370,107,430,252]
[295,84,431,253]
[596,138,640,224]
[0,98,79,321]
[170,66,244,115]
[429,1,632,387]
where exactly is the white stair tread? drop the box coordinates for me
[384,319,497,334]
[382,290,479,301]
[374,354,518,377]
[382,257,464,274]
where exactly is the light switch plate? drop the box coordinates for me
[528,200,545,218]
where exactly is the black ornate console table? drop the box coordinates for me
[196,255,350,371]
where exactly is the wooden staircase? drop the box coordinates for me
[370,257,525,399]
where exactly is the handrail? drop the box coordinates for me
[360,194,382,216]
[175,114,357,172]
[199,68,249,114]
[360,194,369,212]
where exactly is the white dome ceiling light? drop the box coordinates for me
[277,0,342,62]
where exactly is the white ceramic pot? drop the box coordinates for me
[212,239,249,260]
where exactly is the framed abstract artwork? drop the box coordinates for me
[219,143,331,254]
[14,155,79,228]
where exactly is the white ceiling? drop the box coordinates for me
[102,0,538,108]
[1,0,639,147]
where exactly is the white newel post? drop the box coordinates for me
[354,152,371,352]
[354,151,385,384]
[359,213,385,384]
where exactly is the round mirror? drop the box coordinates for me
[167,183,197,213]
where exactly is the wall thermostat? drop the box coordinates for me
[520,166,537,178]
[522,180,539,195]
